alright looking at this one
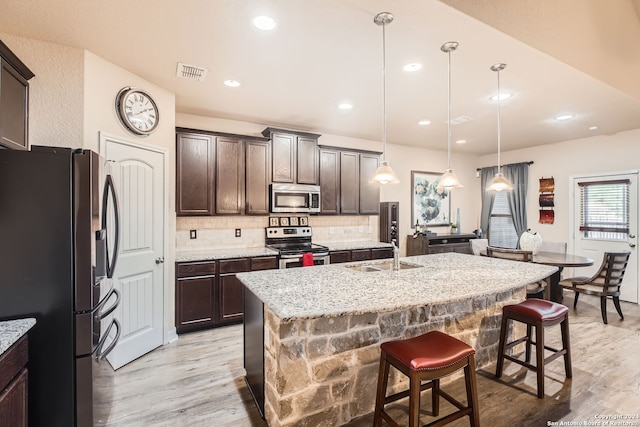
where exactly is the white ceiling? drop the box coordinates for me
[2,0,640,155]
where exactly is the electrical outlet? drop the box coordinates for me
[235,228,241,237]
[329,227,334,234]
[190,230,197,239]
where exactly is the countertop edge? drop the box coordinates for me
[0,318,36,356]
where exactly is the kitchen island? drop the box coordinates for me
[238,253,557,427]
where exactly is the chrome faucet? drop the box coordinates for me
[392,241,400,271]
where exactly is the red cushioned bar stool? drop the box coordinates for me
[373,331,480,427]
[495,298,572,398]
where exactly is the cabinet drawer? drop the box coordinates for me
[371,247,393,259]
[330,251,351,264]
[0,336,27,392]
[177,261,216,277]
[351,249,371,261]
[251,256,278,271]
[219,258,250,274]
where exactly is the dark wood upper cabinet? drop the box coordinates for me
[245,140,271,214]
[340,151,360,214]
[270,132,295,183]
[0,40,34,151]
[297,136,319,184]
[216,136,244,215]
[359,153,380,215]
[319,148,340,214]
[176,132,215,216]
[262,127,320,185]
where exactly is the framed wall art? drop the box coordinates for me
[411,170,451,227]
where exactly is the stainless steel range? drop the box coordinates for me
[265,226,330,268]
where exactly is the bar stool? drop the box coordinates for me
[495,298,572,398]
[373,331,480,427]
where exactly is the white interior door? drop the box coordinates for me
[571,171,638,303]
[101,133,166,369]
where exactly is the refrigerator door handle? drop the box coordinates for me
[101,174,120,278]
[94,318,121,360]
[95,287,120,321]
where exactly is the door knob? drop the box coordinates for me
[155,257,165,264]
[629,243,636,248]
[629,234,636,239]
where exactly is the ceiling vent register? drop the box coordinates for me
[176,63,208,82]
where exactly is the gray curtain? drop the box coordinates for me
[503,162,529,244]
[479,166,497,236]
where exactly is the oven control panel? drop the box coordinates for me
[266,226,312,238]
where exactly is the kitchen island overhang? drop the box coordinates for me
[239,253,557,427]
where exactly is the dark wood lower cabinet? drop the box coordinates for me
[330,247,393,264]
[406,234,476,256]
[0,335,28,427]
[176,255,278,333]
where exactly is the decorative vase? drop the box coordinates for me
[519,230,543,254]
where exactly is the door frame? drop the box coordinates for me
[98,131,174,344]
[568,169,639,302]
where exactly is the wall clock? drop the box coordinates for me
[115,87,159,136]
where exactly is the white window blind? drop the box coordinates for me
[489,191,518,248]
[579,179,630,240]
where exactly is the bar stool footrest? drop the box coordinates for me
[384,382,434,405]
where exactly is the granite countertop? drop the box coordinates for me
[175,247,278,262]
[0,318,36,356]
[320,241,394,251]
[237,252,558,321]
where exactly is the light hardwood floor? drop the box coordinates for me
[96,296,640,426]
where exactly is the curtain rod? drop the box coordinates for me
[476,161,533,172]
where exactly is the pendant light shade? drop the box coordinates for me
[487,63,513,192]
[436,41,463,190]
[371,12,399,185]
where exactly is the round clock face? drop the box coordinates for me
[116,87,159,136]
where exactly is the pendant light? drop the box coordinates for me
[487,63,513,192]
[437,41,463,190]
[371,12,399,185]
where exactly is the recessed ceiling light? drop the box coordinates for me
[418,120,431,126]
[253,16,276,31]
[589,126,598,130]
[455,139,466,144]
[224,80,240,87]
[490,93,512,101]
[555,114,574,121]
[403,63,423,72]
[338,103,353,110]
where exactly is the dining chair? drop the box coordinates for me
[486,246,546,299]
[539,241,567,253]
[470,238,488,256]
[558,252,631,324]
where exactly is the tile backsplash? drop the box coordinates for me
[176,215,379,250]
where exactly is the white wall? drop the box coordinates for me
[478,128,640,246]
[1,33,84,147]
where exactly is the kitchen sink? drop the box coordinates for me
[344,261,423,272]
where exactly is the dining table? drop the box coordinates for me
[531,251,594,302]
[480,249,594,302]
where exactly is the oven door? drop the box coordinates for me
[279,253,330,269]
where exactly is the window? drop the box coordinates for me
[579,179,630,241]
[489,192,518,248]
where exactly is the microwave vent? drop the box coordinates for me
[176,63,208,82]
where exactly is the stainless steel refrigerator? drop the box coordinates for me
[0,146,121,426]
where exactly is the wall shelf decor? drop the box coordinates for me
[539,177,555,224]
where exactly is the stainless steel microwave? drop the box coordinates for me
[270,183,321,213]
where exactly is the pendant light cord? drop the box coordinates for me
[447,47,452,169]
[381,21,387,162]
[496,68,502,173]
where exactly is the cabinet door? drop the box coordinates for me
[272,133,295,183]
[176,276,216,332]
[216,137,244,214]
[359,153,380,215]
[319,149,340,214]
[176,132,215,215]
[220,274,244,322]
[0,60,29,150]
[0,368,27,427]
[297,136,318,184]
[245,140,271,215]
[340,152,359,214]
